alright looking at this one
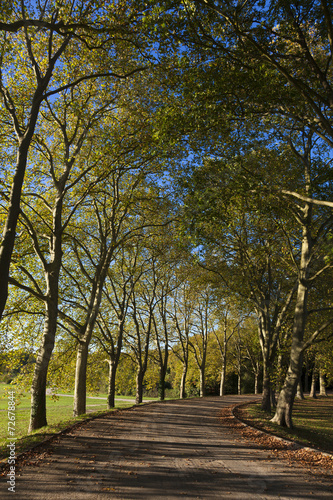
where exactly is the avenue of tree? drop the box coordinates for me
[0,1,333,431]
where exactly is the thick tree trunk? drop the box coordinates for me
[261,365,272,413]
[73,341,89,416]
[136,368,144,404]
[271,294,307,427]
[319,369,327,396]
[271,336,306,428]
[271,207,311,428]
[29,302,57,432]
[0,147,29,319]
[179,363,187,399]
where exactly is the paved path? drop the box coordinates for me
[2,396,332,499]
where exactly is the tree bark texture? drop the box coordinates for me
[319,369,327,396]
[296,380,305,399]
[73,342,89,416]
[29,301,57,432]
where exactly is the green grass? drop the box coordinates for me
[241,395,333,453]
[0,383,151,461]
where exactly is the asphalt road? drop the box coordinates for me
[2,395,332,499]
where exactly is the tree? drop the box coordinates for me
[7,77,118,431]
[128,251,159,404]
[189,283,217,397]
[171,281,194,398]
[212,302,244,396]
[96,243,142,409]
[0,0,147,320]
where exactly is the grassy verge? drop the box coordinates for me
[0,383,151,462]
[238,395,333,453]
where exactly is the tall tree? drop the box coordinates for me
[7,78,117,431]
[0,0,147,320]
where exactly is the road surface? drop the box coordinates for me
[1,396,332,499]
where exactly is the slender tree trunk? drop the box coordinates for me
[107,361,117,409]
[73,259,111,417]
[310,367,318,398]
[319,369,327,396]
[254,361,260,394]
[238,371,241,395]
[304,358,309,393]
[179,363,187,399]
[199,366,205,397]
[136,368,144,404]
[220,356,227,396]
[254,373,259,394]
[158,346,168,401]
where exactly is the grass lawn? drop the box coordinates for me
[240,395,333,453]
[0,383,151,461]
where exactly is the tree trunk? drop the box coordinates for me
[199,367,205,397]
[319,369,327,396]
[261,365,272,412]
[73,341,89,416]
[136,368,144,404]
[296,379,304,399]
[271,214,311,428]
[28,314,56,432]
[73,258,111,417]
[254,361,260,394]
[238,372,241,395]
[179,363,187,399]
[304,358,309,393]
[271,342,305,427]
[107,361,117,409]
[220,355,227,396]
[158,370,166,401]
[29,292,58,431]
[254,374,259,394]
[310,368,318,398]
[0,147,29,319]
